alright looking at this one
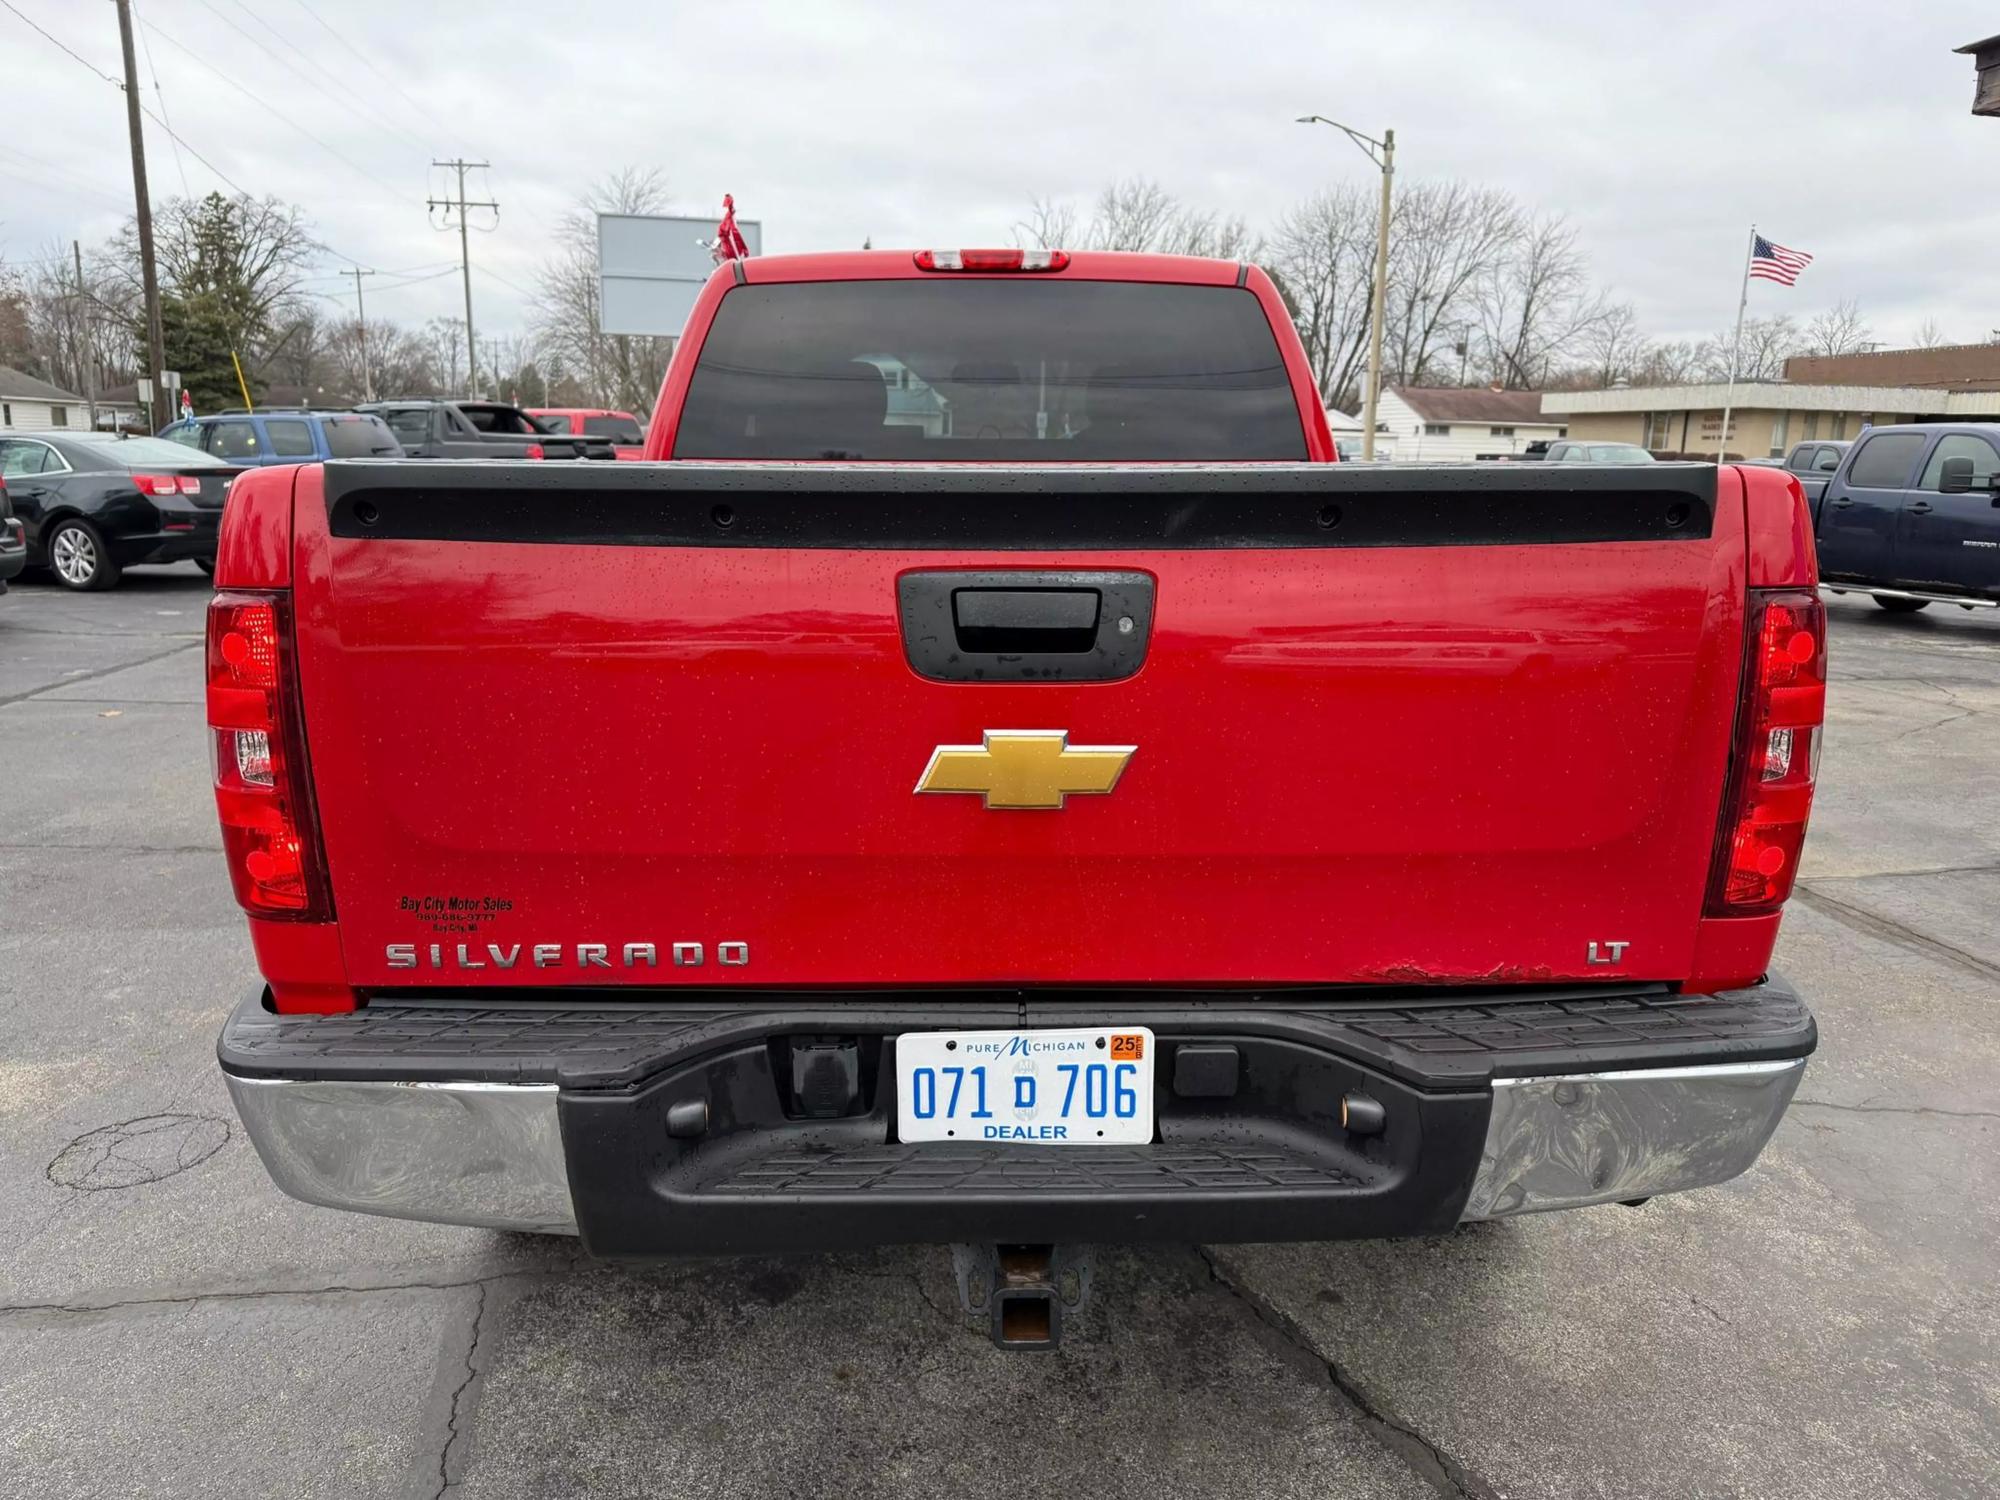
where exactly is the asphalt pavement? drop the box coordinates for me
[1,564,1995,1500]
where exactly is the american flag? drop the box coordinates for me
[1749,235,1812,287]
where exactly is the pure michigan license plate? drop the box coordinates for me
[895,1027,1156,1145]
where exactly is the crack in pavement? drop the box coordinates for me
[0,841,221,855]
[0,1264,579,1320]
[434,1282,488,1499]
[0,642,202,709]
[1198,1247,1495,1500]
[1792,884,2000,985]
[1806,859,2000,882]
[1791,1099,2000,1123]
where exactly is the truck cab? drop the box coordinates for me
[1815,423,2000,611]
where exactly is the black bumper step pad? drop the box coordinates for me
[218,975,1814,1092]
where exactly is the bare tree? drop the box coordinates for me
[1381,182,1520,386]
[533,167,677,417]
[1015,179,1254,259]
[1013,196,1079,250]
[1631,339,1703,386]
[1265,185,1377,408]
[9,242,135,408]
[1912,317,1949,349]
[1802,297,1870,358]
[112,192,315,350]
[1083,178,1178,251]
[1475,213,1601,388]
[1576,301,1642,387]
[1698,315,1802,382]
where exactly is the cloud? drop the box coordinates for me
[4,0,1996,350]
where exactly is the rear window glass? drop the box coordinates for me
[583,414,643,444]
[1847,432,1925,489]
[67,434,230,468]
[673,280,1306,461]
[458,405,532,434]
[326,416,400,458]
[265,419,316,457]
[379,409,431,445]
[205,420,262,460]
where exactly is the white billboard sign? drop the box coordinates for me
[597,212,764,337]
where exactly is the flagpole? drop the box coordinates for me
[1716,224,1756,462]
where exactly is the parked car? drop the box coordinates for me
[211,246,1817,1347]
[1777,439,1849,507]
[157,409,403,465]
[0,476,26,595]
[357,399,615,461]
[0,431,238,589]
[528,407,647,460]
[1813,423,2000,612]
[1541,439,1656,464]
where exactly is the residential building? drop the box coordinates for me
[0,366,90,431]
[1374,387,1564,461]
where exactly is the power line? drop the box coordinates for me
[286,0,462,145]
[138,18,425,210]
[131,0,189,199]
[0,0,121,84]
[1,1,485,329]
[429,159,499,395]
[195,0,420,158]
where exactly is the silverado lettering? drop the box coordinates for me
[212,247,1818,1338]
[384,941,750,970]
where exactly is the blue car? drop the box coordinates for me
[157,409,403,466]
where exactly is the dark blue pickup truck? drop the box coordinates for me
[1815,423,2000,613]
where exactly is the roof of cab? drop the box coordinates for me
[736,248,1246,287]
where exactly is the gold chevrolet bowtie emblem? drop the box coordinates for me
[915,730,1136,810]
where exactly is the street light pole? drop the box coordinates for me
[1297,115,1394,460]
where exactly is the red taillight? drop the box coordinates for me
[207,591,332,919]
[913,248,1070,273]
[132,473,202,496]
[524,442,546,460]
[1707,589,1826,915]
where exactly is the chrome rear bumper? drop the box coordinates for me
[225,1053,1804,1239]
[1459,1058,1806,1220]
[224,1074,577,1234]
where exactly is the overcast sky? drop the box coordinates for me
[4,0,1997,352]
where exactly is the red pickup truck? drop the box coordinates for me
[213,247,1818,1345]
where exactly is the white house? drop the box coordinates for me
[0,366,91,432]
[1374,386,1566,462]
[1322,403,1398,460]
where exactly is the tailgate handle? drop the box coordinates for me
[898,570,1154,683]
[952,588,1100,653]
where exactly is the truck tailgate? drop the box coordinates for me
[292,462,1745,991]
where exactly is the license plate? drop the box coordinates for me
[895,1027,1155,1145]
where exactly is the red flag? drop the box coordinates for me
[713,193,748,263]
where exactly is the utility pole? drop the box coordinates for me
[1297,115,1394,459]
[428,159,496,396]
[115,0,166,432]
[342,267,376,401]
[73,241,98,430]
